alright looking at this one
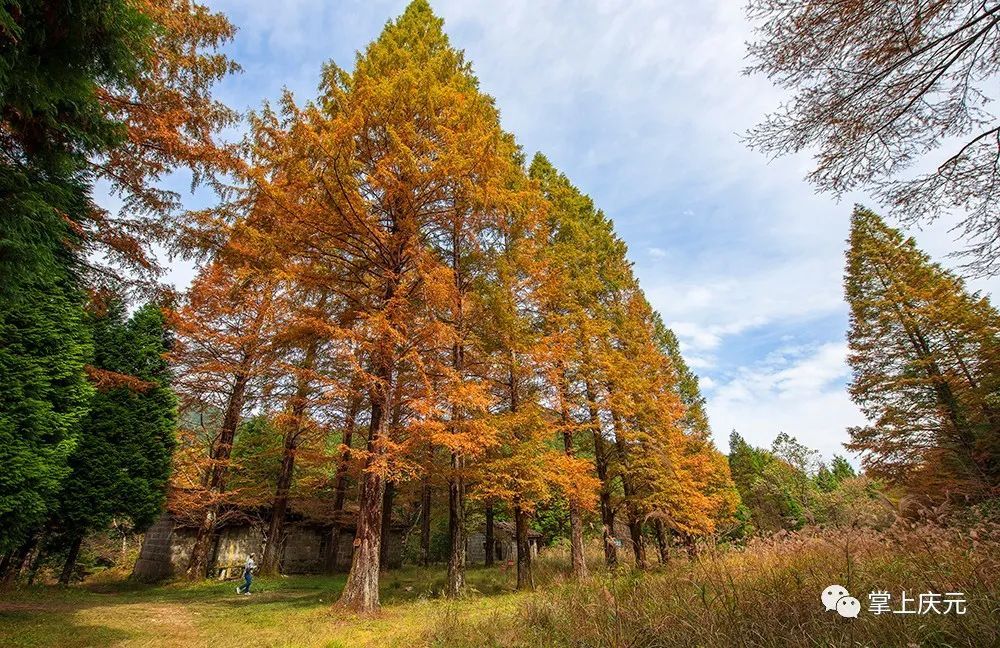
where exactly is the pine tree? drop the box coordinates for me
[51,299,177,583]
[0,0,152,560]
[0,268,92,559]
[845,206,1000,498]
[471,167,596,589]
[1,0,237,565]
[529,153,628,576]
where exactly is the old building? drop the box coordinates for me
[466,521,540,565]
[133,509,403,582]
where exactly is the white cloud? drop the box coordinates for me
[708,342,866,461]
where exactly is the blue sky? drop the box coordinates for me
[150,0,1000,463]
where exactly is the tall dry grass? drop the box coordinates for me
[427,519,1000,647]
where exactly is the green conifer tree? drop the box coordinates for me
[51,301,177,583]
[0,0,152,560]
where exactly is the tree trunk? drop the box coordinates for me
[559,373,588,579]
[484,503,495,567]
[419,479,432,567]
[23,527,50,586]
[611,408,646,570]
[627,517,647,569]
[567,500,587,577]
[327,393,360,573]
[445,226,468,598]
[654,519,669,565]
[338,359,390,613]
[379,481,395,570]
[338,459,384,612]
[2,534,38,585]
[446,451,465,597]
[514,502,533,591]
[187,371,249,579]
[58,535,83,585]
[263,343,317,575]
[0,553,11,583]
[586,381,617,569]
[262,436,296,574]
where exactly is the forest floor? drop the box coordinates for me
[2,523,1000,648]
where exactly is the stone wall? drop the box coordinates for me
[281,524,326,574]
[132,513,405,581]
[132,514,175,582]
[467,531,514,565]
[211,524,265,580]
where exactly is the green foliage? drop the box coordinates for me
[831,455,856,482]
[229,415,283,497]
[728,431,871,533]
[51,301,176,544]
[0,0,156,555]
[0,268,92,553]
[532,498,570,544]
[816,455,857,493]
[0,0,151,175]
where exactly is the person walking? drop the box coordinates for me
[236,553,256,595]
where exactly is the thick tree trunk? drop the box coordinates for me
[187,371,249,579]
[338,360,390,612]
[58,535,83,585]
[379,481,395,570]
[484,503,495,567]
[586,382,617,569]
[446,451,465,597]
[327,393,360,573]
[419,479,432,567]
[514,502,533,591]
[628,518,647,569]
[559,374,587,580]
[338,459,385,612]
[654,519,669,565]
[186,509,217,580]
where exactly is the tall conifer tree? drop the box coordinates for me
[845,206,1000,498]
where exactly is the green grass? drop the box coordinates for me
[0,567,525,648]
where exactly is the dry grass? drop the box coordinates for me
[429,521,1000,647]
[2,522,998,647]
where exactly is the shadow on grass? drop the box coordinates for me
[0,609,137,648]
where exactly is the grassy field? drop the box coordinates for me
[0,566,526,648]
[2,522,999,647]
